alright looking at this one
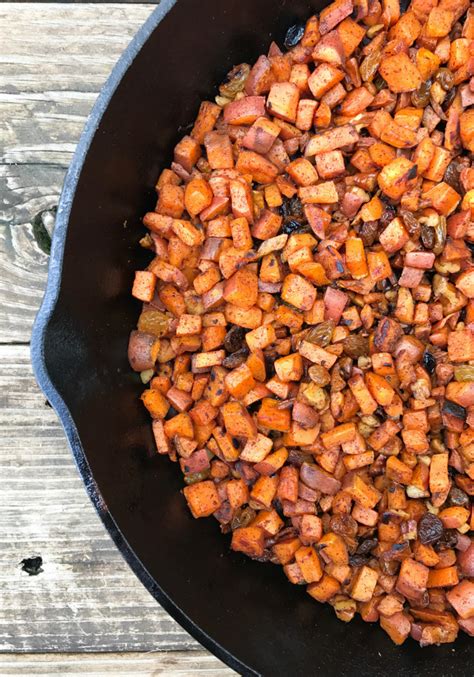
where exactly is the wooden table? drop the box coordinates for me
[0,3,234,674]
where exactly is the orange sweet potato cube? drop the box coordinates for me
[242,116,281,154]
[379,53,422,93]
[226,478,249,510]
[379,217,409,253]
[156,183,185,219]
[222,401,257,438]
[183,480,221,518]
[204,131,234,169]
[266,82,300,123]
[295,546,323,583]
[174,135,201,172]
[273,536,301,565]
[308,63,344,99]
[132,270,156,302]
[377,157,417,200]
[257,398,291,432]
[251,509,284,536]
[191,100,221,144]
[307,573,341,602]
[224,363,256,399]
[239,432,273,462]
[396,558,429,600]
[379,612,411,645]
[351,565,379,602]
[250,475,279,509]
[231,526,265,558]
[223,267,258,309]
[236,151,279,184]
[251,209,282,238]
[315,150,345,179]
[281,273,317,311]
[274,353,304,382]
[224,96,266,125]
[287,158,319,186]
[426,7,454,38]
[141,388,170,420]
[245,324,276,351]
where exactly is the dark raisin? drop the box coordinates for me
[434,68,454,91]
[359,220,379,246]
[380,205,397,229]
[282,219,307,235]
[287,448,313,465]
[411,81,431,108]
[435,529,459,551]
[264,355,276,379]
[442,399,466,420]
[349,554,368,567]
[420,223,435,250]
[222,347,249,369]
[284,23,305,50]
[224,325,246,353]
[444,161,462,193]
[422,350,436,375]
[356,538,378,555]
[342,334,369,358]
[279,199,291,219]
[448,486,470,507]
[399,210,420,237]
[418,512,444,545]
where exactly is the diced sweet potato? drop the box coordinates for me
[351,566,379,602]
[446,580,474,619]
[379,53,422,93]
[222,401,257,438]
[183,480,221,518]
[242,116,280,154]
[191,101,221,144]
[308,63,344,99]
[377,157,417,200]
[204,132,234,169]
[267,82,300,122]
[224,96,266,125]
[307,573,341,602]
[231,526,265,558]
[396,558,429,600]
[380,612,412,645]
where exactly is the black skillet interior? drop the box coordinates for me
[31,0,471,674]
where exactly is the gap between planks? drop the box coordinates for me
[0,651,234,676]
[0,345,211,657]
[0,3,156,343]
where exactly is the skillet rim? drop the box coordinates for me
[30,1,255,674]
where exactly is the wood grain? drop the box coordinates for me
[0,651,234,676]
[0,344,210,654]
[0,3,155,343]
[0,4,236,671]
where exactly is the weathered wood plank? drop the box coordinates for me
[0,3,155,343]
[0,3,156,96]
[0,651,234,676]
[0,165,59,343]
[0,344,205,654]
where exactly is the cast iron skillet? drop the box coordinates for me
[31,1,471,674]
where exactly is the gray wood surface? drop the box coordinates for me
[1,2,234,673]
[0,651,234,675]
